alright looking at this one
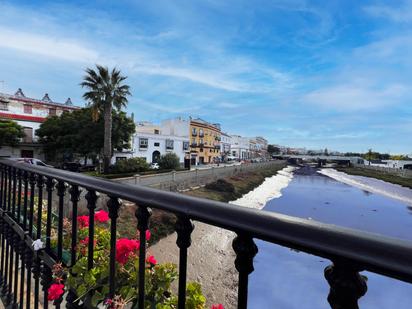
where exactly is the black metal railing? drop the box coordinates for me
[1,159,412,309]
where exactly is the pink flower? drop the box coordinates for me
[48,283,65,300]
[211,305,224,309]
[95,210,110,223]
[116,238,140,265]
[77,215,89,228]
[146,255,157,266]
[145,230,151,241]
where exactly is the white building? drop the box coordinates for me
[0,88,80,159]
[220,132,232,161]
[112,118,190,165]
[230,135,251,160]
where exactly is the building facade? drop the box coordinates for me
[189,118,221,165]
[112,118,190,165]
[220,132,232,161]
[0,88,79,159]
[230,135,251,160]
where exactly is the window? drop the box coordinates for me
[24,104,32,114]
[23,127,33,143]
[139,138,148,150]
[191,128,197,135]
[0,100,8,111]
[154,129,160,134]
[200,148,203,152]
[183,141,189,151]
[199,129,204,136]
[154,142,160,147]
[166,139,174,150]
[49,108,56,116]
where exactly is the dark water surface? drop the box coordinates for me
[249,172,412,309]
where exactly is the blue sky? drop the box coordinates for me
[0,0,411,154]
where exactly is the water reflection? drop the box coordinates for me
[249,173,412,309]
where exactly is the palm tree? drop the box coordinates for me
[81,65,131,173]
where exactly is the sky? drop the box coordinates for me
[0,0,411,154]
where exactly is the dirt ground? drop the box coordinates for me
[149,221,238,309]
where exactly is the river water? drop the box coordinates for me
[248,168,412,309]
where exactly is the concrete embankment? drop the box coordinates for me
[149,166,295,308]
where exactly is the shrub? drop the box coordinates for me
[158,153,180,170]
[111,158,149,174]
[205,179,235,193]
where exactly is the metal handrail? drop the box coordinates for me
[2,159,412,284]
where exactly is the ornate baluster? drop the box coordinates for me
[108,197,122,298]
[22,171,29,231]
[25,246,33,309]
[0,165,8,287]
[2,224,10,297]
[12,233,20,309]
[135,205,151,308]
[66,185,82,309]
[85,190,98,270]
[232,234,258,309]
[16,169,23,225]
[324,261,368,309]
[175,215,194,309]
[6,224,15,305]
[33,174,45,309]
[11,167,17,219]
[44,178,55,252]
[19,236,26,309]
[40,259,52,309]
[56,181,67,261]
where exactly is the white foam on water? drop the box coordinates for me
[318,168,412,206]
[230,165,297,210]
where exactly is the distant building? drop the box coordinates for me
[230,135,251,160]
[112,118,190,165]
[190,118,221,165]
[0,88,80,159]
[220,132,232,161]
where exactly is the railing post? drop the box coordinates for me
[232,234,258,309]
[324,261,367,309]
[108,196,122,299]
[135,205,151,309]
[175,215,194,309]
[40,258,52,309]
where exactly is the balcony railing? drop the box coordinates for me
[1,159,412,309]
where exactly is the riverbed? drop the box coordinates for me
[249,167,412,309]
[151,166,412,308]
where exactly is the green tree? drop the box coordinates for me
[267,144,280,154]
[158,153,180,170]
[36,108,135,162]
[0,120,25,147]
[81,65,131,173]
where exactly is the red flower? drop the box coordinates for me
[95,210,109,223]
[146,255,157,266]
[80,237,96,247]
[48,283,65,300]
[145,230,151,241]
[77,216,89,228]
[116,238,140,265]
[211,305,224,309]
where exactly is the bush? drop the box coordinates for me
[111,158,149,174]
[205,179,235,193]
[158,153,180,170]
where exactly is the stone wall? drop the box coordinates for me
[114,160,287,192]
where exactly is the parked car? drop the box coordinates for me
[11,158,53,168]
[61,162,97,172]
[150,162,159,169]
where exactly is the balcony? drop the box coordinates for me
[192,131,197,137]
[0,159,412,308]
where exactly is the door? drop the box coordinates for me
[152,151,161,163]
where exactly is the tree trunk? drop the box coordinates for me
[103,104,113,174]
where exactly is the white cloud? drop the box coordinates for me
[0,27,99,63]
[364,1,412,22]
[304,83,408,111]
